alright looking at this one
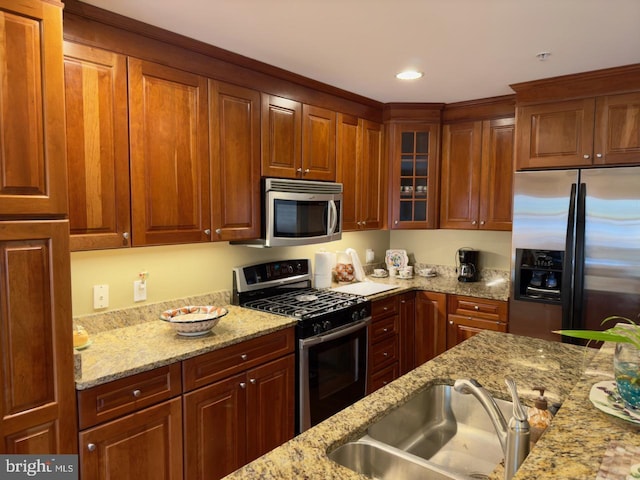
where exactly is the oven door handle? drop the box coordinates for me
[299,318,371,349]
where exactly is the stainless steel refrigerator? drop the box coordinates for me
[510,166,640,342]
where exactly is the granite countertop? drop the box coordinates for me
[74,305,296,390]
[222,331,640,480]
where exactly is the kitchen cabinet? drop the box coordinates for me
[368,296,400,393]
[182,328,295,480]
[0,0,68,217]
[415,291,447,365]
[0,0,76,456]
[128,58,211,245]
[398,291,416,375]
[337,114,385,231]
[63,42,131,250]
[262,95,336,180]
[440,117,514,231]
[77,365,183,479]
[387,122,440,229]
[209,80,261,241]
[446,295,508,349]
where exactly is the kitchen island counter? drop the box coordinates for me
[222,331,640,480]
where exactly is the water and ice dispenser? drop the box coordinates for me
[514,249,564,303]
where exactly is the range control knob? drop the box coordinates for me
[322,320,332,332]
[360,308,369,319]
[312,323,323,336]
[352,310,359,322]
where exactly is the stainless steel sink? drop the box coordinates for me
[328,383,517,480]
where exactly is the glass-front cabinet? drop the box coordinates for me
[389,122,440,228]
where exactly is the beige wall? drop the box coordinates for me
[390,229,512,270]
[70,230,390,316]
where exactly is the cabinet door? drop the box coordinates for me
[128,58,210,245]
[336,113,360,231]
[261,95,302,178]
[515,99,595,169]
[399,292,416,375]
[446,314,507,350]
[210,81,261,241]
[360,120,385,229]
[0,220,76,453]
[64,42,131,250]
[301,104,336,180]
[0,1,67,216]
[389,123,439,229]
[594,92,640,165]
[415,291,447,365]
[80,398,182,480]
[440,122,482,229]
[246,355,295,463]
[479,118,515,231]
[183,373,246,480]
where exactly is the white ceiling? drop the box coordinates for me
[80,0,640,104]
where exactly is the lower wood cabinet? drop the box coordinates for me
[415,291,447,365]
[446,295,508,349]
[183,354,295,480]
[368,296,400,394]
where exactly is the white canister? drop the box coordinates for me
[314,251,335,288]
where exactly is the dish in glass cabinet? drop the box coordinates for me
[385,249,409,269]
[589,380,640,424]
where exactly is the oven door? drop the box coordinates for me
[298,318,369,433]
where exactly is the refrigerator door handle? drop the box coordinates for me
[561,183,577,337]
[572,183,587,331]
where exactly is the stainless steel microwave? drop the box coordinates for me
[232,178,343,247]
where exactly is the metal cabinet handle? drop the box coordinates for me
[132,389,141,398]
[249,378,256,385]
[472,220,477,225]
[296,167,302,172]
[449,320,454,325]
[362,221,366,226]
[394,220,399,225]
[87,443,96,452]
[474,305,479,311]
[583,154,591,159]
[382,328,388,333]
[204,229,211,236]
[215,228,222,235]
[304,168,310,173]
[383,352,388,357]
[241,354,248,361]
[122,232,129,240]
[240,382,246,389]
[480,220,485,225]
[596,153,603,158]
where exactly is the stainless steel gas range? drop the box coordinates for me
[232,259,371,433]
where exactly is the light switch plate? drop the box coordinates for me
[134,280,147,302]
[93,284,109,309]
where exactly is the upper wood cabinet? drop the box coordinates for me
[209,81,261,241]
[64,42,131,250]
[128,58,211,245]
[387,122,440,229]
[0,220,77,453]
[516,93,640,169]
[337,114,385,231]
[262,95,336,180]
[440,117,515,230]
[0,0,68,217]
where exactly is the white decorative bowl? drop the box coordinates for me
[160,305,228,336]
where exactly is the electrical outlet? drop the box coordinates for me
[134,280,147,302]
[93,284,109,309]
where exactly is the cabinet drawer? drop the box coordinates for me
[372,296,399,317]
[448,295,508,321]
[368,362,399,394]
[182,327,295,391]
[370,335,399,370]
[77,363,182,429]
[370,314,399,343]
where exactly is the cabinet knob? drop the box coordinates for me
[296,167,302,173]
[449,320,454,325]
[249,378,256,384]
[383,352,388,357]
[583,154,591,159]
[394,220,399,225]
[304,168,310,174]
[87,443,96,452]
[215,228,222,235]
[240,382,246,389]
[362,221,366,226]
[472,220,477,225]
[132,389,142,398]
[382,328,388,333]
[480,220,485,225]
[474,305,479,311]
[204,229,211,236]
[241,354,248,361]
[596,153,603,158]
[122,232,129,240]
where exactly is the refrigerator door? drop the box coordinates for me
[510,170,578,341]
[580,167,640,331]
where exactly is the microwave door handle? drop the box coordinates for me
[328,200,338,234]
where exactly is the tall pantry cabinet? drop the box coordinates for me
[0,0,77,453]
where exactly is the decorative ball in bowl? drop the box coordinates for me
[160,305,228,336]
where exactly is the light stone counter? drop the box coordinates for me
[222,331,640,480]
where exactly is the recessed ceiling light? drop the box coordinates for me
[396,70,424,80]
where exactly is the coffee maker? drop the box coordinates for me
[457,248,479,282]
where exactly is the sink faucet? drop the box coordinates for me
[454,377,530,480]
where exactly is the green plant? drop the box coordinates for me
[554,315,640,349]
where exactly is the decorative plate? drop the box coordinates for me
[589,380,640,425]
[385,249,409,270]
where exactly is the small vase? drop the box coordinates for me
[613,342,640,410]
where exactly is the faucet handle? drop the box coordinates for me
[505,376,528,422]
